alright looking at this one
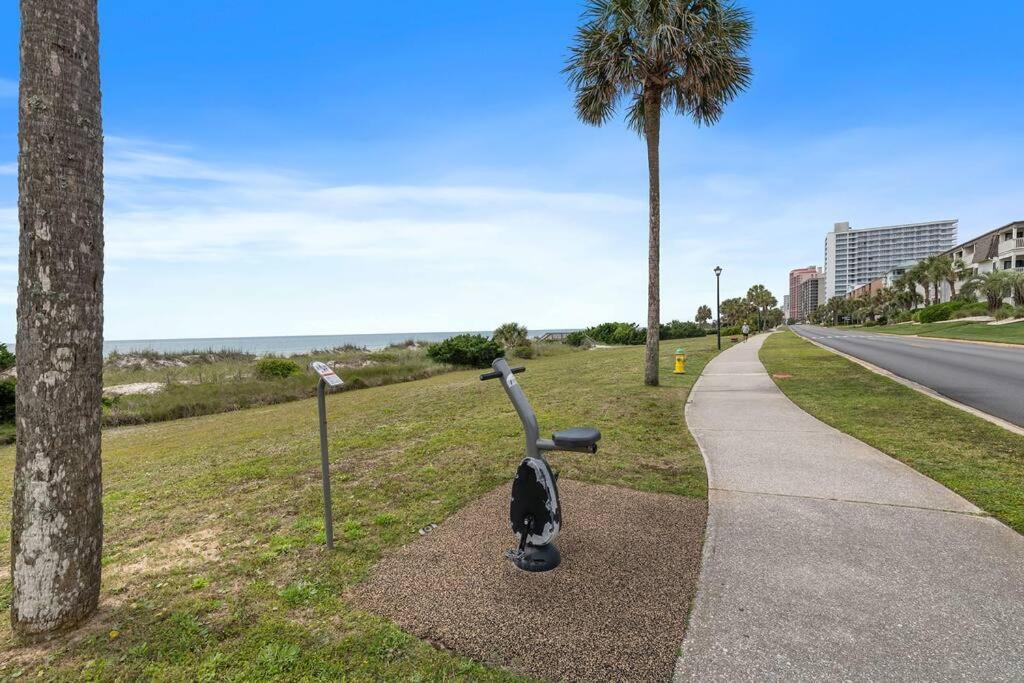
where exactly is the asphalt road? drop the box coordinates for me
[791,324,1024,428]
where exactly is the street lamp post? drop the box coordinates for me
[714,266,722,350]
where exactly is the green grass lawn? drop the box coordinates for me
[865,320,1024,344]
[761,331,1024,533]
[0,337,717,680]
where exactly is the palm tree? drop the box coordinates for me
[947,257,966,299]
[962,271,1012,312]
[909,261,932,306]
[695,304,712,328]
[1008,271,1024,307]
[926,255,956,303]
[492,322,529,348]
[13,0,104,637]
[745,284,772,331]
[566,0,753,385]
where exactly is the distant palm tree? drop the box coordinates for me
[746,284,775,331]
[566,0,753,386]
[695,304,712,328]
[492,322,529,349]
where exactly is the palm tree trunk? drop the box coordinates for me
[13,0,104,637]
[642,86,662,386]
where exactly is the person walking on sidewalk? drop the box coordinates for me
[741,323,750,341]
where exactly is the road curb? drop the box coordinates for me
[794,331,1024,437]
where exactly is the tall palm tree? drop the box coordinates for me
[908,261,932,306]
[695,304,712,328]
[926,255,955,303]
[566,0,753,385]
[746,284,773,330]
[13,0,104,637]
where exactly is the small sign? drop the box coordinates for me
[310,361,344,387]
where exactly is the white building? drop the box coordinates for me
[824,219,958,299]
[935,220,1024,302]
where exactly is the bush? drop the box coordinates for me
[583,322,647,345]
[426,334,504,368]
[511,343,535,359]
[255,357,301,379]
[564,330,589,347]
[659,320,706,339]
[994,304,1016,320]
[863,320,877,327]
[0,379,14,423]
[917,301,962,323]
[951,302,988,319]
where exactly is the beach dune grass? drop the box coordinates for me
[761,330,1024,533]
[0,337,716,679]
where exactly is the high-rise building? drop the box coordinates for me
[824,219,957,299]
[796,272,826,321]
[782,294,791,320]
[788,266,820,320]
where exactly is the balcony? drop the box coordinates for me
[997,237,1024,255]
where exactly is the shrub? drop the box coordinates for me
[720,325,742,336]
[0,379,14,422]
[994,304,1016,320]
[659,320,706,339]
[492,322,528,349]
[564,330,589,347]
[0,343,14,372]
[426,334,504,368]
[917,301,962,323]
[583,322,647,345]
[951,302,988,319]
[511,343,534,359]
[863,320,877,327]
[255,357,301,379]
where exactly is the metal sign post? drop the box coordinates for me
[310,361,344,549]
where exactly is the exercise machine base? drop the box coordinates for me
[509,542,561,572]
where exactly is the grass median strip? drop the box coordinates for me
[864,320,1024,344]
[760,331,1024,533]
[0,337,716,680]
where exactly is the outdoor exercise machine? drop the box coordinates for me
[310,361,344,549]
[480,358,601,572]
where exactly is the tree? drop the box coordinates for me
[720,297,752,326]
[908,260,932,306]
[566,0,752,385]
[962,271,1011,312]
[492,322,528,349]
[12,0,105,637]
[1010,271,1024,307]
[745,284,776,331]
[695,304,712,328]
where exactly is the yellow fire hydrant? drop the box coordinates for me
[674,348,687,374]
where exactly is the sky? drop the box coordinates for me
[0,1,1022,341]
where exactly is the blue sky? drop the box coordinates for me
[0,1,1022,340]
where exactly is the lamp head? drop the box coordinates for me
[714,266,722,276]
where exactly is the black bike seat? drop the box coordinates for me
[552,427,601,452]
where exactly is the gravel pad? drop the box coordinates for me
[349,480,706,682]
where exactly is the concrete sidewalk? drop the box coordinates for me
[674,334,1024,681]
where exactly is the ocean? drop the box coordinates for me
[102,330,574,356]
